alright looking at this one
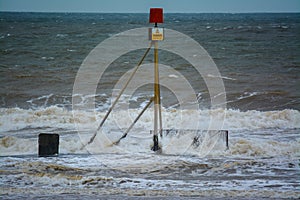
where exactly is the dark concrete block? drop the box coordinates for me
[38,133,59,157]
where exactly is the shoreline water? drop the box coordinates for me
[1,12,299,199]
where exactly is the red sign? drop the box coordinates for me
[149,8,164,23]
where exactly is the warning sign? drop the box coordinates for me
[151,28,164,41]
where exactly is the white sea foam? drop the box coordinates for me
[0,106,299,156]
[207,73,236,80]
[1,107,299,132]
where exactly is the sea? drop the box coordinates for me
[0,12,299,199]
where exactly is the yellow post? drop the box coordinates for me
[152,40,161,151]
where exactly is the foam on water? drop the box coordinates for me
[0,106,299,157]
[1,106,299,132]
[1,152,299,198]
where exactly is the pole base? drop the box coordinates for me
[151,135,161,152]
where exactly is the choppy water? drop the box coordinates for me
[0,12,299,199]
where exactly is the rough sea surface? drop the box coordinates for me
[0,12,299,199]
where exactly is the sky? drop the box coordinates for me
[0,0,299,13]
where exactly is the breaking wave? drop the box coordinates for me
[0,106,299,157]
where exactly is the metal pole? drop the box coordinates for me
[225,130,229,150]
[158,98,163,137]
[152,40,161,151]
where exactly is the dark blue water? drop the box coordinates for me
[0,12,299,111]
